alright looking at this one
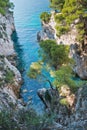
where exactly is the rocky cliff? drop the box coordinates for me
[38,84,87,130]
[37,11,87,79]
[0,11,22,111]
[37,11,87,130]
[37,11,79,45]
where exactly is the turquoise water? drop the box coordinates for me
[11,0,51,111]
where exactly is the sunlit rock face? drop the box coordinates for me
[0,13,15,56]
[37,12,79,45]
[0,12,22,111]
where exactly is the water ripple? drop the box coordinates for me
[11,0,50,112]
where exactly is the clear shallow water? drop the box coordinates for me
[11,0,51,111]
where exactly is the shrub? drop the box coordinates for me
[76,22,85,42]
[0,7,5,15]
[0,110,18,130]
[18,109,41,128]
[5,69,14,83]
[0,109,41,130]
[0,0,14,15]
[40,40,70,68]
[28,61,42,79]
[53,65,86,93]
[60,98,69,106]
[40,12,51,23]
[50,0,65,10]
[54,13,64,23]
[55,25,70,36]
[51,0,87,44]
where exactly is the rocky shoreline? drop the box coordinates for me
[37,11,87,80]
[0,5,87,130]
[36,11,87,130]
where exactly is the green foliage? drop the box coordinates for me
[40,40,56,60]
[77,0,87,8]
[0,0,14,15]
[0,110,18,130]
[76,22,85,42]
[50,0,65,10]
[54,13,64,23]
[40,40,70,68]
[18,109,41,128]
[0,109,42,130]
[54,65,73,86]
[53,65,86,93]
[55,25,70,36]
[40,12,51,23]
[28,60,55,89]
[60,98,69,106]
[5,69,14,83]
[28,61,43,79]
[0,109,59,130]
[0,7,5,15]
[62,0,77,16]
[51,0,87,43]
[28,60,54,87]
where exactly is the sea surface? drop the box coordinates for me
[11,0,51,112]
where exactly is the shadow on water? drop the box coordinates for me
[11,31,25,73]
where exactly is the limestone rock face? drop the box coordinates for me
[66,84,87,130]
[38,12,87,79]
[4,57,21,84]
[0,87,17,110]
[38,84,87,130]
[37,12,78,45]
[37,23,55,41]
[37,88,59,110]
[70,44,87,79]
[0,13,15,56]
[0,12,22,110]
[74,85,87,121]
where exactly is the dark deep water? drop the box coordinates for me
[11,0,51,112]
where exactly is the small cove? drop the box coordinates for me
[11,0,85,113]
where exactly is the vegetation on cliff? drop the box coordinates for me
[36,0,87,95]
[0,109,41,130]
[39,40,70,68]
[0,0,14,15]
[40,12,51,23]
[0,0,87,129]
[51,0,87,45]
[28,40,86,94]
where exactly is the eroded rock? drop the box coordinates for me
[70,43,87,79]
[38,84,87,130]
